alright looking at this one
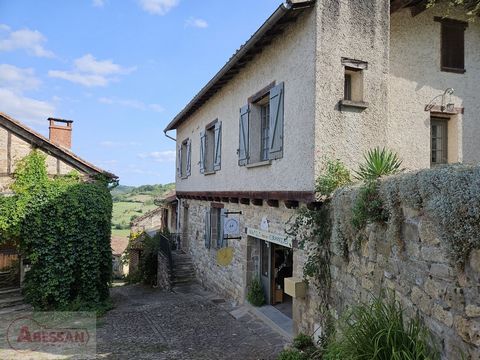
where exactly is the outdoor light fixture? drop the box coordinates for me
[425,88,456,112]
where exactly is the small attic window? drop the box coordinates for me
[340,58,368,110]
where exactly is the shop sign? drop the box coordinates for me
[246,227,292,248]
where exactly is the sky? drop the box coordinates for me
[0,0,281,186]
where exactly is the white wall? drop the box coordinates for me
[175,10,317,193]
[389,5,480,169]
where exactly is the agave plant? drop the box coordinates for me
[355,147,403,181]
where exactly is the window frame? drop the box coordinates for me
[430,117,449,166]
[179,138,190,179]
[204,119,217,174]
[435,17,468,74]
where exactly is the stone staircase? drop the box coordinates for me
[171,251,196,286]
[0,287,31,315]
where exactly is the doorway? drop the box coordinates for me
[259,240,293,318]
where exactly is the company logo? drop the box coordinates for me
[6,316,90,352]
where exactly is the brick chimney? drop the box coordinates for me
[48,118,73,149]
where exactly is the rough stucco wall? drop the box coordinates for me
[314,0,390,176]
[179,199,300,304]
[389,5,480,168]
[175,9,316,192]
[10,133,32,173]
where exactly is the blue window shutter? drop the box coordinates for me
[200,131,206,174]
[219,208,226,248]
[213,121,222,171]
[186,139,192,177]
[238,105,249,166]
[205,209,211,249]
[177,144,182,177]
[269,82,284,159]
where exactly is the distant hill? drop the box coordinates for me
[110,183,175,237]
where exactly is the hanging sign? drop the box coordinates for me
[224,216,240,236]
[246,227,292,248]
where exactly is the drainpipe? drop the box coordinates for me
[176,197,181,249]
[164,130,176,142]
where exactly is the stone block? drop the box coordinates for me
[418,218,441,245]
[424,278,447,300]
[432,303,453,327]
[411,286,432,315]
[430,263,453,280]
[465,304,480,318]
[469,249,480,273]
[402,220,419,243]
[420,246,446,263]
[454,316,480,346]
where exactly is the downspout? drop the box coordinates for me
[164,130,176,142]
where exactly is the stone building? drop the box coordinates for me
[162,0,479,355]
[0,112,116,288]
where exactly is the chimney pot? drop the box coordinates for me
[48,117,73,149]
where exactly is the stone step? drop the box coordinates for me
[0,303,32,316]
[0,296,25,309]
[0,287,22,299]
[173,277,196,285]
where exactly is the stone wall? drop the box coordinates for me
[295,177,480,359]
[157,252,171,290]
[179,198,301,304]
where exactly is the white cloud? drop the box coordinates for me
[0,64,41,91]
[0,25,54,58]
[98,96,164,112]
[185,17,208,29]
[0,88,54,125]
[138,150,176,162]
[48,54,136,87]
[138,0,179,15]
[92,0,105,7]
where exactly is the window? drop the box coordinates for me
[204,206,225,249]
[177,138,191,178]
[200,120,222,174]
[435,17,468,73]
[238,82,284,166]
[340,58,368,109]
[431,117,448,166]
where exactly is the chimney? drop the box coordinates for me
[48,118,73,149]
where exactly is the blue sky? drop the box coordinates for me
[0,0,281,185]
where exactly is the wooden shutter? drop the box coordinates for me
[218,208,226,248]
[186,139,192,177]
[213,121,222,171]
[200,131,206,174]
[437,18,467,73]
[238,105,249,166]
[269,82,284,159]
[176,144,182,177]
[204,209,211,249]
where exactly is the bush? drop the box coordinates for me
[355,147,403,181]
[292,333,314,350]
[247,277,265,307]
[316,160,352,198]
[351,180,387,229]
[277,348,308,360]
[324,292,439,360]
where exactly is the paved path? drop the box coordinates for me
[96,284,287,359]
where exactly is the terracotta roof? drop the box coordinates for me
[163,0,315,132]
[0,112,117,179]
[111,236,129,255]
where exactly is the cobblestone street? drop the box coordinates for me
[96,284,287,360]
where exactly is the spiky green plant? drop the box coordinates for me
[324,292,439,360]
[355,147,403,181]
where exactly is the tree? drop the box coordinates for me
[428,0,480,19]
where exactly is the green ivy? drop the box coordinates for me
[0,150,113,311]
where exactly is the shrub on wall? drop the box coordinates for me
[0,150,113,311]
[247,277,265,307]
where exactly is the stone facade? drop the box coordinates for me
[179,198,302,303]
[157,252,172,290]
[294,199,480,359]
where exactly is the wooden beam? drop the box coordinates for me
[266,199,279,208]
[390,0,414,14]
[240,198,250,205]
[251,199,263,206]
[175,191,315,203]
[229,197,239,204]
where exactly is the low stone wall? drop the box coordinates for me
[295,167,480,359]
[157,252,171,290]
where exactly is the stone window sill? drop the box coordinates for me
[340,99,369,111]
[246,160,272,169]
[204,170,216,176]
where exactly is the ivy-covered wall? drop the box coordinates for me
[0,150,113,310]
[294,165,480,359]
